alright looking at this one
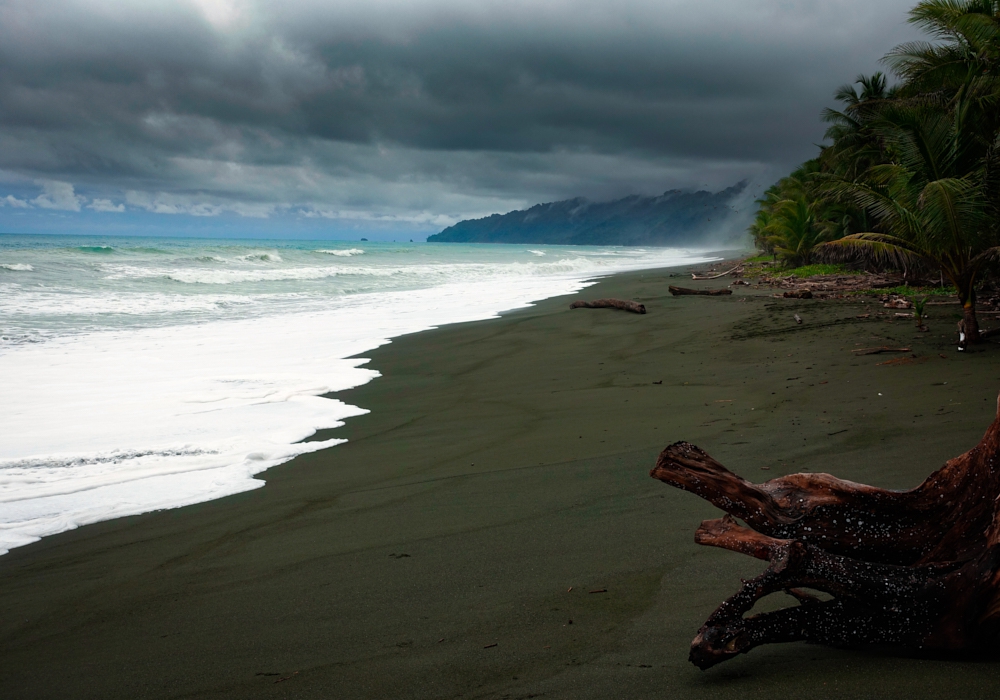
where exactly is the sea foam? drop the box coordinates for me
[316,248,365,256]
[0,239,720,554]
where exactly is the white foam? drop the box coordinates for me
[1,263,33,271]
[235,251,282,262]
[104,264,348,284]
[316,248,365,257]
[0,246,720,554]
[528,250,546,256]
[104,255,658,286]
[0,289,267,317]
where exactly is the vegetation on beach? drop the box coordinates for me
[751,0,1000,342]
[737,258,861,281]
[851,284,956,297]
[780,263,858,278]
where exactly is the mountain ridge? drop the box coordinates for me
[428,181,748,246]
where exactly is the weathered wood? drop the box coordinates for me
[569,298,646,314]
[852,346,911,355]
[668,286,733,296]
[649,394,1000,669]
[692,264,743,280]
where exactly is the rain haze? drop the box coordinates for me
[0,0,923,240]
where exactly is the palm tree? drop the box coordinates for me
[748,207,776,256]
[764,196,830,267]
[815,1,1000,343]
[818,104,998,341]
[885,1,1000,98]
[750,164,823,266]
[821,73,898,181]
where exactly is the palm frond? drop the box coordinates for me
[815,234,926,269]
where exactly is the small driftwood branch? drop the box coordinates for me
[569,298,646,314]
[852,346,911,355]
[692,264,743,280]
[669,286,733,297]
[649,392,1000,670]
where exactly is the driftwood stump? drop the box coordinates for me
[569,298,646,314]
[650,394,1000,669]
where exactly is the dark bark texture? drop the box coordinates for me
[668,286,733,296]
[650,396,1000,669]
[569,298,646,314]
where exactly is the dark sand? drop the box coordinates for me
[3,263,1000,698]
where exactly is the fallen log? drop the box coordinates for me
[569,298,646,314]
[669,286,732,297]
[649,391,1000,670]
[692,264,743,280]
[852,346,911,355]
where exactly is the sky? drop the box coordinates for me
[0,0,924,240]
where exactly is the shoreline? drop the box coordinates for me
[3,259,1000,698]
[0,244,728,556]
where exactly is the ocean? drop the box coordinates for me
[0,234,721,554]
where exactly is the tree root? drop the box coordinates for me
[650,394,1000,668]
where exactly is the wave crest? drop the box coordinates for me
[236,251,282,262]
[316,248,365,257]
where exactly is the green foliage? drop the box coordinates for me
[852,284,956,297]
[749,0,1000,338]
[913,295,930,326]
[764,197,828,267]
[780,264,857,277]
[749,161,855,266]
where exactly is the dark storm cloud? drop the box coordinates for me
[0,0,923,229]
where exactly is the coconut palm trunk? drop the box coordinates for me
[956,273,982,343]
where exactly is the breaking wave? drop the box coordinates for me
[316,248,365,257]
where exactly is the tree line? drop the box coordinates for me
[751,0,1000,342]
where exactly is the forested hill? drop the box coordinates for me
[428,181,747,246]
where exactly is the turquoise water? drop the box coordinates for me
[0,233,721,555]
[0,235,715,346]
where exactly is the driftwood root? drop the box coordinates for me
[650,394,1000,668]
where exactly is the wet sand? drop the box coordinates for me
[3,262,1000,698]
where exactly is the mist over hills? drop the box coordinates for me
[428,181,748,246]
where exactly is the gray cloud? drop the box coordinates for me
[0,0,923,232]
[87,198,125,213]
[1,194,30,208]
[31,180,84,211]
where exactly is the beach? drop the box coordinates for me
[3,261,1000,698]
